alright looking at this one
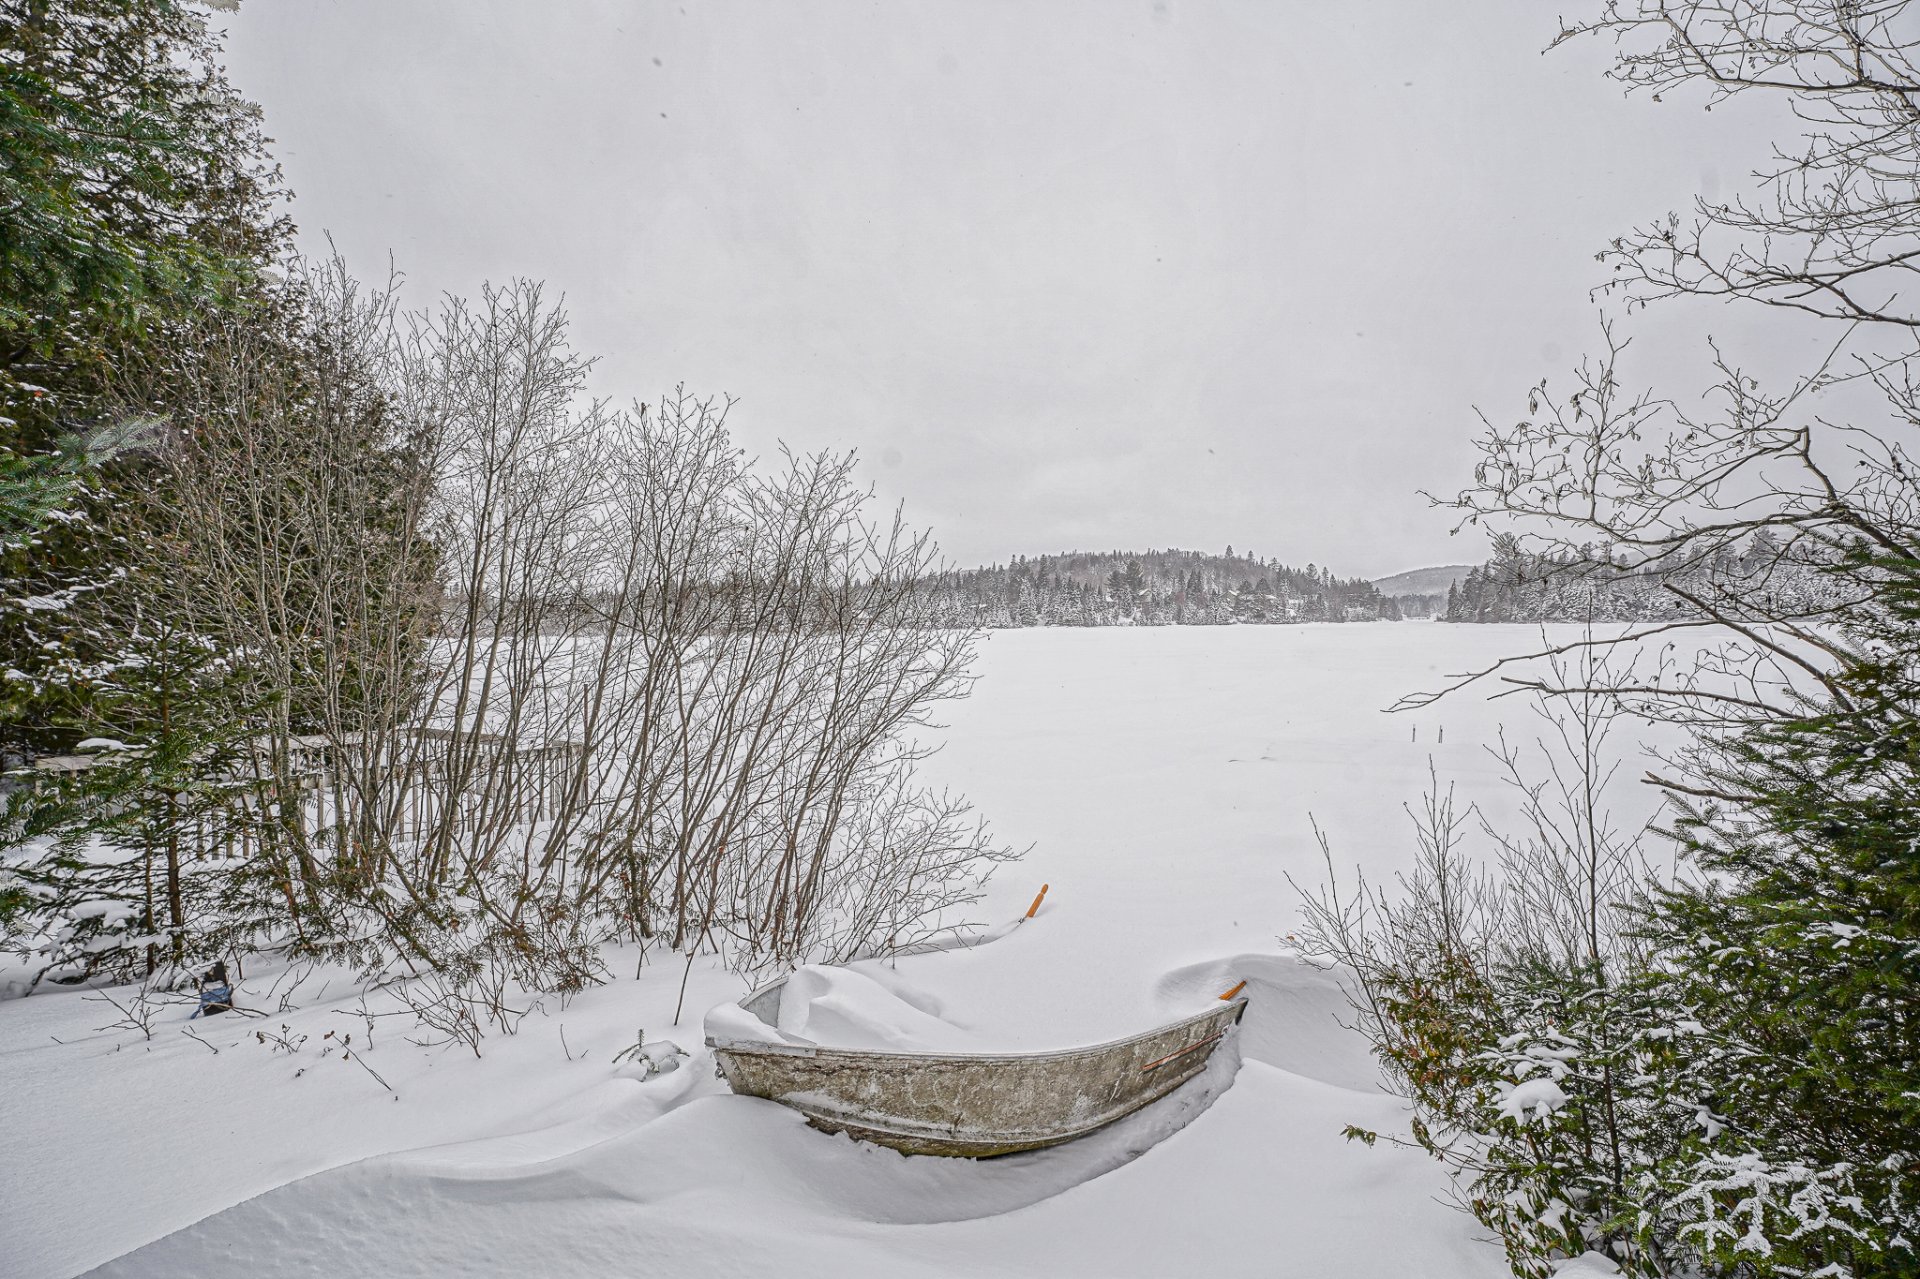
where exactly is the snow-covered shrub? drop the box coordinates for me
[1465,963,1693,1279]
[1297,655,1685,1278]
[5,269,1015,1033]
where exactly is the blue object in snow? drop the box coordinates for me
[193,984,233,1017]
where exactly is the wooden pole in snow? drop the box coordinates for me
[1025,883,1050,919]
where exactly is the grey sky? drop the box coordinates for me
[220,1,1778,579]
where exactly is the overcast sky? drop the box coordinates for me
[218,1,1781,579]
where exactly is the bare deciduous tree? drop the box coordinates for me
[12,263,1016,1022]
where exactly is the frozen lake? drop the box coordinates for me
[5,623,1688,1279]
[936,623,1680,951]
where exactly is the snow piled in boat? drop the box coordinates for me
[711,956,1216,1055]
[773,964,977,1052]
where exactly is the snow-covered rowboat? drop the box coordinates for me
[707,978,1249,1157]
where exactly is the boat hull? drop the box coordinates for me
[709,982,1248,1157]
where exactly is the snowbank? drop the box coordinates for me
[8,624,1693,1278]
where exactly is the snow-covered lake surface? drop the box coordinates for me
[3,624,1690,1278]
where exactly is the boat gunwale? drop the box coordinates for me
[706,974,1250,1066]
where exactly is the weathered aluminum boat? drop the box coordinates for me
[708,977,1249,1157]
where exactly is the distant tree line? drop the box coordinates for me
[1441,531,1840,624]
[922,547,1403,627]
[1392,592,1450,619]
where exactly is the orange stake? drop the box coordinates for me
[1025,883,1050,920]
[1219,980,1247,1001]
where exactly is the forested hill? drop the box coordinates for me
[923,548,1403,627]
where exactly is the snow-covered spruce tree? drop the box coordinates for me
[2,0,292,971]
[3,618,266,983]
[1,0,286,766]
[1637,542,1920,1277]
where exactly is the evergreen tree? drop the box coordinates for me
[0,0,284,451]
[0,0,286,762]
[1641,543,1920,1276]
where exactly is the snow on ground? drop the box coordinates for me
[2,624,1693,1278]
